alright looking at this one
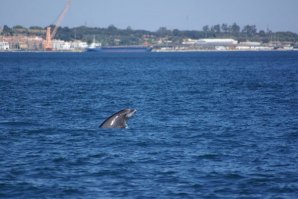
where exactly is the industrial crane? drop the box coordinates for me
[44,0,72,50]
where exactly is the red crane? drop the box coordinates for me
[44,0,72,50]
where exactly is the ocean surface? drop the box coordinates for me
[0,51,298,198]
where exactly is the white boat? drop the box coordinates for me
[86,36,101,51]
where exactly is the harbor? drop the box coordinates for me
[1,35,297,52]
[1,0,297,53]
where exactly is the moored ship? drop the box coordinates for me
[86,45,152,53]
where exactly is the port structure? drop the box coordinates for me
[43,0,72,51]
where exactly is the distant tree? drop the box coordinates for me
[29,26,43,30]
[56,26,72,41]
[2,23,297,45]
[202,25,209,37]
[259,30,266,37]
[202,25,209,32]
[107,25,118,33]
[173,29,181,36]
[13,25,25,29]
[242,25,257,37]
[230,23,240,35]
[157,27,171,37]
[126,26,133,32]
[2,25,13,36]
[183,30,200,39]
[221,23,228,33]
[213,24,221,33]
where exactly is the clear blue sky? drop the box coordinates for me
[1,0,297,33]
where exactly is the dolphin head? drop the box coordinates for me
[99,108,137,128]
[123,108,137,118]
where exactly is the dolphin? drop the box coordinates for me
[99,108,137,128]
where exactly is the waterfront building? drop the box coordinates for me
[239,41,261,46]
[197,38,238,46]
[27,36,44,50]
[52,40,71,51]
[236,41,275,51]
[70,40,88,50]
[0,41,9,50]
[52,40,88,51]
[182,38,199,45]
[0,36,43,50]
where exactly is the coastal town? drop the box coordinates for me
[1,33,298,52]
[0,34,88,52]
[1,0,297,52]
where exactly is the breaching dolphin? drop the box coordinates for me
[99,108,137,128]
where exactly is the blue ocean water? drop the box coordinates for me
[0,51,298,198]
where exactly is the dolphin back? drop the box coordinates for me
[99,109,133,128]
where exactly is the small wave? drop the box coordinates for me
[193,153,222,160]
[0,121,38,127]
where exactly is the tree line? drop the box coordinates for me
[1,23,298,45]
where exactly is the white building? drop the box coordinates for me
[236,41,273,51]
[182,38,199,45]
[236,45,274,51]
[52,40,71,51]
[0,41,9,50]
[70,40,88,50]
[197,38,238,46]
[239,41,261,46]
[52,40,88,51]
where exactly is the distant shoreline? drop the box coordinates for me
[1,49,297,53]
